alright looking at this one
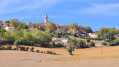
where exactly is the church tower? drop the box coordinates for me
[44,14,48,23]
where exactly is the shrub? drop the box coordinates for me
[46,51,56,55]
[19,47,25,51]
[77,39,86,48]
[51,42,55,47]
[14,40,19,46]
[25,47,29,51]
[89,41,95,47]
[36,50,39,53]
[109,40,117,46]
[6,45,12,50]
[87,39,90,43]
[113,39,119,45]
[13,48,17,50]
[85,44,90,48]
[0,46,5,50]
[102,42,107,45]
[57,43,64,47]
[30,47,34,52]
[67,45,75,55]
[109,39,119,46]
[109,42,116,46]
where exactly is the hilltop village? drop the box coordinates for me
[0,14,98,44]
[0,14,119,49]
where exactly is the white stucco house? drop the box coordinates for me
[5,27,15,31]
[89,33,98,38]
[52,38,69,43]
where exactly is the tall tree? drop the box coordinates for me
[0,25,6,40]
[70,23,79,34]
[46,22,57,32]
[67,45,75,55]
[16,23,29,30]
[84,27,92,33]
[9,19,20,28]
[24,32,35,45]
[36,23,45,31]
[5,31,15,44]
[98,27,119,40]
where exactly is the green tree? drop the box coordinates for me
[24,32,35,45]
[68,38,77,46]
[16,23,29,30]
[51,42,55,47]
[77,39,86,48]
[9,19,20,28]
[5,31,15,44]
[84,27,92,33]
[28,28,52,46]
[89,41,95,47]
[54,31,61,38]
[14,30,24,40]
[98,27,119,40]
[36,23,45,31]
[110,38,119,46]
[0,25,6,40]
[46,22,57,32]
[67,45,75,55]
[70,23,79,34]
[4,21,10,26]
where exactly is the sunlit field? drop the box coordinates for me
[11,45,119,61]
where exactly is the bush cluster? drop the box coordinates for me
[87,39,90,43]
[36,50,39,53]
[102,42,107,45]
[6,45,12,50]
[30,47,34,52]
[0,45,56,55]
[89,41,95,47]
[109,39,119,46]
[46,51,56,55]
[0,46,5,50]
[69,38,92,48]
[57,43,64,47]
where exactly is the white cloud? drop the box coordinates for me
[0,0,59,14]
[72,3,119,15]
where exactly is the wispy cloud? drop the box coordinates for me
[71,3,119,15]
[0,0,59,14]
[0,0,96,15]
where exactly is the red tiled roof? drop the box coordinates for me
[7,27,15,28]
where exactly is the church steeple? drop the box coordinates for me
[44,14,48,23]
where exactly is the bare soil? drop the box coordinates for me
[0,50,119,67]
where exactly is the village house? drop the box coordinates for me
[5,27,15,31]
[0,21,3,26]
[56,24,70,33]
[26,14,71,34]
[89,33,98,38]
[0,21,9,27]
[52,38,69,44]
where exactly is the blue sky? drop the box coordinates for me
[0,0,119,31]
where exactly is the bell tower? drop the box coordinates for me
[44,14,48,23]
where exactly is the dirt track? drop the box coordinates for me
[0,50,119,67]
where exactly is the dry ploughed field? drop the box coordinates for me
[0,46,119,67]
